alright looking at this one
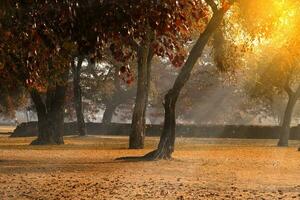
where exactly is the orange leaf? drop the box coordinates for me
[222,0,230,12]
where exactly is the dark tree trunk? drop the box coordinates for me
[72,57,87,136]
[129,43,151,149]
[144,48,154,121]
[213,27,225,71]
[30,84,67,145]
[102,103,117,124]
[278,93,298,146]
[30,89,53,144]
[143,9,225,160]
[48,84,67,144]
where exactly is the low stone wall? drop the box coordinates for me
[10,122,300,140]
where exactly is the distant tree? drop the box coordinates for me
[246,47,300,146]
[239,0,300,147]
[72,57,87,136]
[81,60,136,124]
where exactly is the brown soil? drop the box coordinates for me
[0,135,299,200]
[0,126,15,134]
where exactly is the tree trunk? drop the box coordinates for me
[213,27,225,71]
[48,84,67,144]
[143,9,225,160]
[30,90,53,144]
[102,103,117,124]
[30,84,67,145]
[278,94,298,146]
[73,57,87,136]
[129,43,151,149]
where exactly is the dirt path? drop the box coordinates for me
[0,136,299,199]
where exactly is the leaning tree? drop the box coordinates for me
[116,0,234,160]
[95,0,209,149]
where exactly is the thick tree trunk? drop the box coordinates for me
[48,84,67,144]
[30,89,53,144]
[143,9,225,160]
[30,85,67,145]
[278,94,298,147]
[102,103,117,124]
[129,44,151,149]
[30,68,68,145]
[73,57,87,136]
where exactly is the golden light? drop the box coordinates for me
[224,0,300,56]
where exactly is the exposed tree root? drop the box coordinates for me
[116,149,173,161]
[30,138,64,145]
[277,140,288,147]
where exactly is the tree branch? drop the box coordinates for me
[205,0,218,13]
[295,82,300,98]
[129,38,139,52]
[284,81,294,97]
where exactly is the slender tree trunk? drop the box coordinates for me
[278,94,298,146]
[72,57,87,136]
[143,9,225,160]
[213,27,225,71]
[102,103,117,124]
[129,43,151,149]
[144,49,154,121]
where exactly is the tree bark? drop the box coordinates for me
[143,8,225,160]
[129,43,151,149]
[30,89,53,144]
[213,27,225,71]
[278,89,299,146]
[30,84,67,145]
[72,57,87,136]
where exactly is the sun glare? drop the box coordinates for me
[226,0,300,56]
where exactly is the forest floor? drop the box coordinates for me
[0,133,300,200]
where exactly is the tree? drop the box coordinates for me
[0,1,88,144]
[246,48,300,147]
[239,0,300,147]
[102,69,136,124]
[146,0,232,159]
[116,0,234,160]
[0,73,27,119]
[96,1,206,148]
[81,60,136,124]
[72,57,87,136]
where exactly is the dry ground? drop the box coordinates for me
[0,126,15,134]
[0,133,299,200]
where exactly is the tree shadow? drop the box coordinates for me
[0,159,128,174]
